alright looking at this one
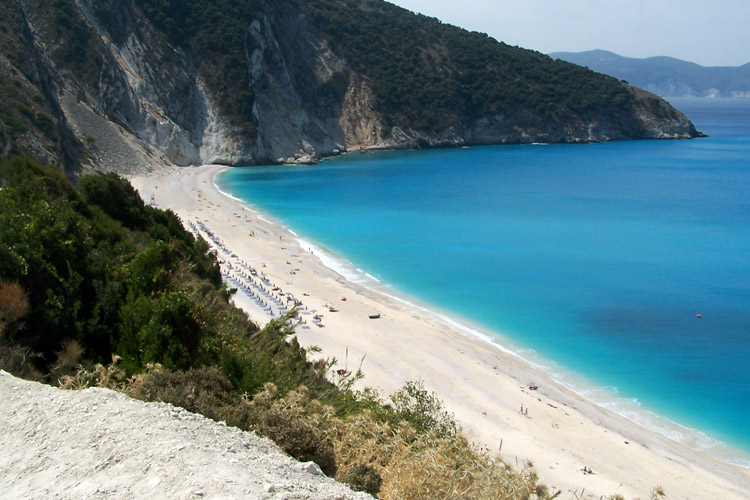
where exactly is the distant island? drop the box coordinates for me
[550,50,750,98]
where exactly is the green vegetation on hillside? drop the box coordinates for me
[294,0,635,132]
[131,0,639,137]
[0,2,62,158]
[0,156,231,373]
[48,0,105,90]
[0,156,565,498]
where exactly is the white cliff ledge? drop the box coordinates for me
[0,371,370,500]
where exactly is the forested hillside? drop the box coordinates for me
[295,0,637,131]
[132,0,261,133]
[135,0,636,132]
[0,0,700,170]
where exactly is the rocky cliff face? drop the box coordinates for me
[2,0,701,174]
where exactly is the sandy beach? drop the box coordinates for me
[130,165,750,500]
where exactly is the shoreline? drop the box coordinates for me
[279,222,750,470]
[131,164,750,499]
[214,164,750,467]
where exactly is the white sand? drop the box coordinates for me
[131,165,750,500]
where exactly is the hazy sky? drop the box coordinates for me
[388,0,749,67]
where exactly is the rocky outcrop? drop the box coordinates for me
[0,371,370,499]
[2,0,701,174]
[247,5,349,164]
[70,0,205,167]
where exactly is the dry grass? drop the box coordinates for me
[49,339,86,380]
[56,339,86,367]
[59,360,550,498]
[60,363,642,498]
[0,343,43,380]
[57,355,130,391]
[244,384,337,475]
[59,355,540,498]
[53,358,673,500]
[0,281,37,378]
[0,280,29,337]
[330,409,548,499]
[244,383,551,499]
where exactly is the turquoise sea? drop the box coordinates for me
[216,98,750,466]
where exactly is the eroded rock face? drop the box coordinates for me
[72,0,204,166]
[5,0,701,173]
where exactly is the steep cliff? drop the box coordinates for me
[1,0,701,174]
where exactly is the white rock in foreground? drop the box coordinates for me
[0,371,370,499]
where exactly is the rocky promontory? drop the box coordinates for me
[1,0,700,174]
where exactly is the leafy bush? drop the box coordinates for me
[79,172,222,287]
[342,463,382,494]
[0,157,245,374]
[118,289,206,371]
[389,380,458,439]
[127,364,244,423]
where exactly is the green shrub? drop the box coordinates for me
[389,380,458,439]
[128,364,244,423]
[80,172,222,287]
[0,157,230,374]
[246,384,337,476]
[118,290,206,372]
[342,463,382,494]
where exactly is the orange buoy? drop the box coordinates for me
[696,314,702,318]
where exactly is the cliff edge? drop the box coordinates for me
[0,371,370,499]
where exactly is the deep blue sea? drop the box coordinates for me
[216,98,750,466]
